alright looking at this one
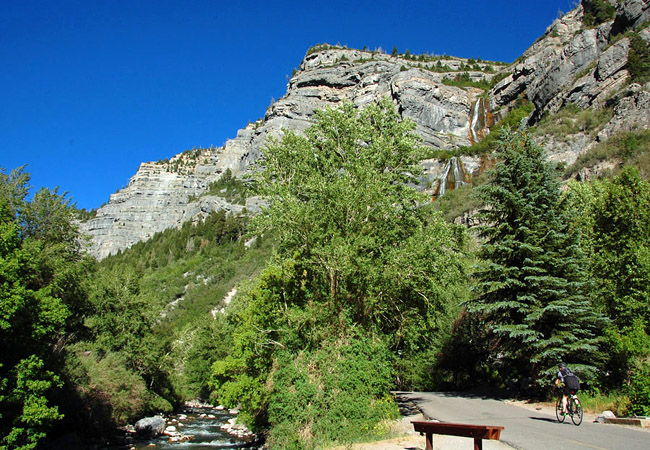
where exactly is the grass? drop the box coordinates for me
[565,129,650,179]
[578,391,631,417]
[533,103,613,139]
[432,184,483,223]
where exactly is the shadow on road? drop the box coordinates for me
[530,416,558,423]
[434,386,511,400]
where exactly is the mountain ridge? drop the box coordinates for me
[80,0,650,259]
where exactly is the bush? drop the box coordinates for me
[583,0,616,27]
[266,333,399,449]
[533,104,612,140]
[627,359,650,416]
[57,348,153,438]
[628,33,650,84]
[565,130,650,178]
[577,390,631,417]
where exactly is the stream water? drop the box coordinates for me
[117,405,256,450]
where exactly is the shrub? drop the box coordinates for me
[62,349,150,430]
[533,103,612,140]
[628,33,650,84]
[565,130,650,178]
[627,359,650,416]
[266,333,399,449]
[583,0,616,28]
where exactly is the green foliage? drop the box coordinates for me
[212,99,471,446]
[432,182,485,223]
[563,172,650,413]
[574,389,631,417]
[566,130,650,179]
[62,349,152,427]
[583,169,650,407]
[95,210,271,400]
[2,356,63,450]
[306,43,346,56]
[583,0,616,28]
[628,33,650,84]
[441,72,491,90]
[627,359,650,416]
[199,168,249,205]
[266,334,398,449]
[590,168,650,329]
[533,103,613,142]
[74,207,97,221]
[180,315,234,399]
[0,167,89,448]
[470,129,604,388]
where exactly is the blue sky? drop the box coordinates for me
[1,0,575,210]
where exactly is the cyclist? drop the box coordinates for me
[555,362,579,415]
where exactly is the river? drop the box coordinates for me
[118,404,257,449]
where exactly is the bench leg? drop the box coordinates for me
[474,437,482,450]
[425,432,433,450]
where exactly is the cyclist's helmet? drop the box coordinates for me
[559,362,567,369]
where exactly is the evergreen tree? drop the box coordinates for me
[628,33,650,84]
[470,129,603,386]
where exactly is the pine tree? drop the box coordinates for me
[470,129,604,386]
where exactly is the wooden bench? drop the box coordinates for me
[412,420,504,450]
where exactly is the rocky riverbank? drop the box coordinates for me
[115,401,260,449]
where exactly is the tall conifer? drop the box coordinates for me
[470,129,603,385]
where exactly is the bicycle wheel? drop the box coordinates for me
[571,398,583,425]
[556,396,566,423]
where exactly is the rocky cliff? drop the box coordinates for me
[80,0,650,259]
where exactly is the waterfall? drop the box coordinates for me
[437,160,452,197]
[469,97,490,144]
[435,157,467,198]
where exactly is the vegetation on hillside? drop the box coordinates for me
[583,0,617,28]
[0,167,271,448]
[628,32,650,84]
[209,98,472,448]
[3,86,650,448]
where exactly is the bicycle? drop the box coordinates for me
[555,387,583,425]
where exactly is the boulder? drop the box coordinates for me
[134,416,166,438]
[597,410,617,423]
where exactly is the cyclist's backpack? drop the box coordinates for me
[562,368,580,391]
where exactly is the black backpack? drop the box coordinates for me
[562,367,580,391]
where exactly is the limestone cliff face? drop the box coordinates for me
[491,0,650,167]
[81,149,264,259]
[81,49,495,258]
[81,0,650,259]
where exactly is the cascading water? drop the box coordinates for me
[110,404,256,449]
[437,159,452,197]
[435,157,468,197]
[469,97,490,144]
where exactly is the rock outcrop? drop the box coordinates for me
[81,0,650,259]
[81,49,498,258]
[492,0,650,167]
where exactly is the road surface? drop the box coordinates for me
[399,391,649,450]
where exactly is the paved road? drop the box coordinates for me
[400,391,649,450]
